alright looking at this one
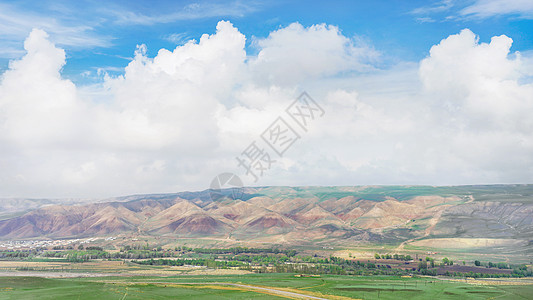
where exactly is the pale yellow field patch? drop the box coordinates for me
[410,238,527,249]
[332,249,376,260]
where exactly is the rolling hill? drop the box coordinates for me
[0,185,532,255]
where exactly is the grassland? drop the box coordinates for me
[254,184,533,203]
[1,245,532,299]
[1,274,533,299]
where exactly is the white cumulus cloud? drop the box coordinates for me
[0,22,532,198]
[249,23,379,86]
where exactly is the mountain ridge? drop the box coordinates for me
[0,185,532,252]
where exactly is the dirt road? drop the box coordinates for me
[108,281,333,299]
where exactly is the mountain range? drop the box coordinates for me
[0,185,532,254]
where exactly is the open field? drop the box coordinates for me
[0,185,532,298]
[0,260,253,277]
[1,242,531,279]
[1,252,531,299]
[1,274,533,299]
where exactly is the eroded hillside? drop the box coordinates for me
[0,185,532,253]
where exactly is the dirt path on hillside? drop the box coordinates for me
[394,195,474,252]
[394,208,445,252]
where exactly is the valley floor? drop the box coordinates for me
[1,273,533,299]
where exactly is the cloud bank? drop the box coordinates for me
[0,22,532,198]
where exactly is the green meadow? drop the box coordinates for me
[1,274,532,299]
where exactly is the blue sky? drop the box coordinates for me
[1,0,532,84]
[1,0,533,198]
